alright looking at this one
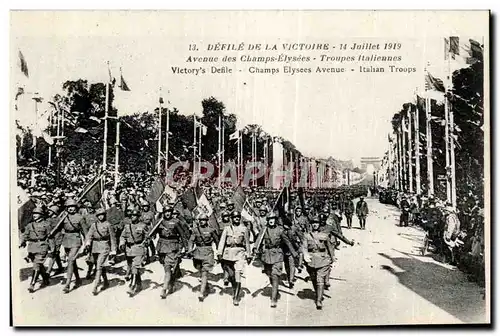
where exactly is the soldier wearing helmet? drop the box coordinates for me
[187,214,219,302]
[83,208,117,296]
[216,210,251,306]
[226,200,235,213]
[253,212,297,308]
[50,198,88,293]
[46,205,64,276]
[139,200,156,265]
[342,193,355,229]
[219,210,232,286]
[355,196,369,229]
[151,205,188,299]
[81,205,98,279]
[19,207,51,293]
[119,209,150,297]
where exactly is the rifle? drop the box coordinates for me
[48,173,104,239]
[141,218,164,246]
[250,226,267,263]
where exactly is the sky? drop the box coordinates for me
[10,11,488,163]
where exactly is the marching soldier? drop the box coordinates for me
[19,207,51,293]
[82,205,97,279]
[83,208,117,295]
[153,206,188,299]
[216,211,252,306]
[283,218,303,288]
[302,216,353,310]
[139,200,156,264]
[219,210,232,285]
[342,194,355,229]
[255,205,268,236]
[293,207,310,232]
[119,209,150,297]
[356,196,369,229]
[253,213,297,307]
[52,199,88,293]
[187,214,219,302]
[46,205,64,276]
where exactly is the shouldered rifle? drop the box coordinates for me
[141,217,164,246]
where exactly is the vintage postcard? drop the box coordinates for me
[10,10,490,326]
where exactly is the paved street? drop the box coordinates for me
[13,198,487,326]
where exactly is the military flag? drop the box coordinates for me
[81,174,104,206]
[146,176,165,203]
[17,185,35,231]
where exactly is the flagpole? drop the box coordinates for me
[446,41,457,208]
[406,106,413,194]
[450,105,457,208]
[198,122,202,177]
[165,101,170,185]
[102,62,110,186]
[48,108,53,167]
[192,115,197,181]
[444,71,451,203]
[218,114,221,188]
[157,90,162,175]
[221,114,225,183]
[413,104,421,195]
[425,96,434,196]
[239,131,243,182]
[397,127,403,191]
[114,119,120,189]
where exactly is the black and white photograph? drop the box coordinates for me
[10,10,490,326]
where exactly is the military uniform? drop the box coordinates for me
[256,222,297,307]
[84,209,117,295]
[356,198,369,229]
[20,208,51,292]
[188,219,219,301]
[302,229,335,309]
[216,212,251,306]
[83,210,98,279]
[139,205,156,263]
[56,200,88,293]
[153,216,187,298]
[120,214,149,296]
[343,199,355,229]
[46,206,64,275]
[283,224,303,287]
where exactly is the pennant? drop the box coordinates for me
[119,73,131,91]
[18,51,29,77]
[17,186,35,231]
[83,175,103,206]
[146,176,165,203]
[425,72,445,93]
[449,36,460,56]
[74,127,89,133]
[229,130,240,141]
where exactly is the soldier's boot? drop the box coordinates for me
[54,253,64,274]
[223,267,229,286]
[232,281,242,306]
[325,269,331,291]
[28,270,37,293]
[73,263,82,289]
[160,270,172,299]
[101,269,110,291]
[135,273,143,293]
[315,283,324,310]
[63,262,74,293]
[85,261,94,280]
[92,269,102,296]
[127,274,136,296]
[39,265,50,288]
[125,261,132,282]
[270,276,279,308]
[198,271,208,302]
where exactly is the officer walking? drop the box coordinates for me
[342,194,355,229]
[153,206,188,299]
[355,196,369,229]
[139,200,157,264]
[187,214,219,302]
[216,211,251,306]
[19,207,51,293]
[51,199,88,293]
[119,209,150,297]
[82,205,97,279]
[83,208,117,295]
[219,210,232,285]
[254,213,297,307]
[46,205,64,276]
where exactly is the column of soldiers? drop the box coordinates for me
[19,185,370,310]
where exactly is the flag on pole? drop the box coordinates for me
[229,130,240,141]
[425,72,445,92]
[449,36,460,56]
[82,174,103,206]
[195,119,208,135]
[18,50,29,77]
[17,185,35,231]
[146,176,165,203]
[119,72,131,91]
